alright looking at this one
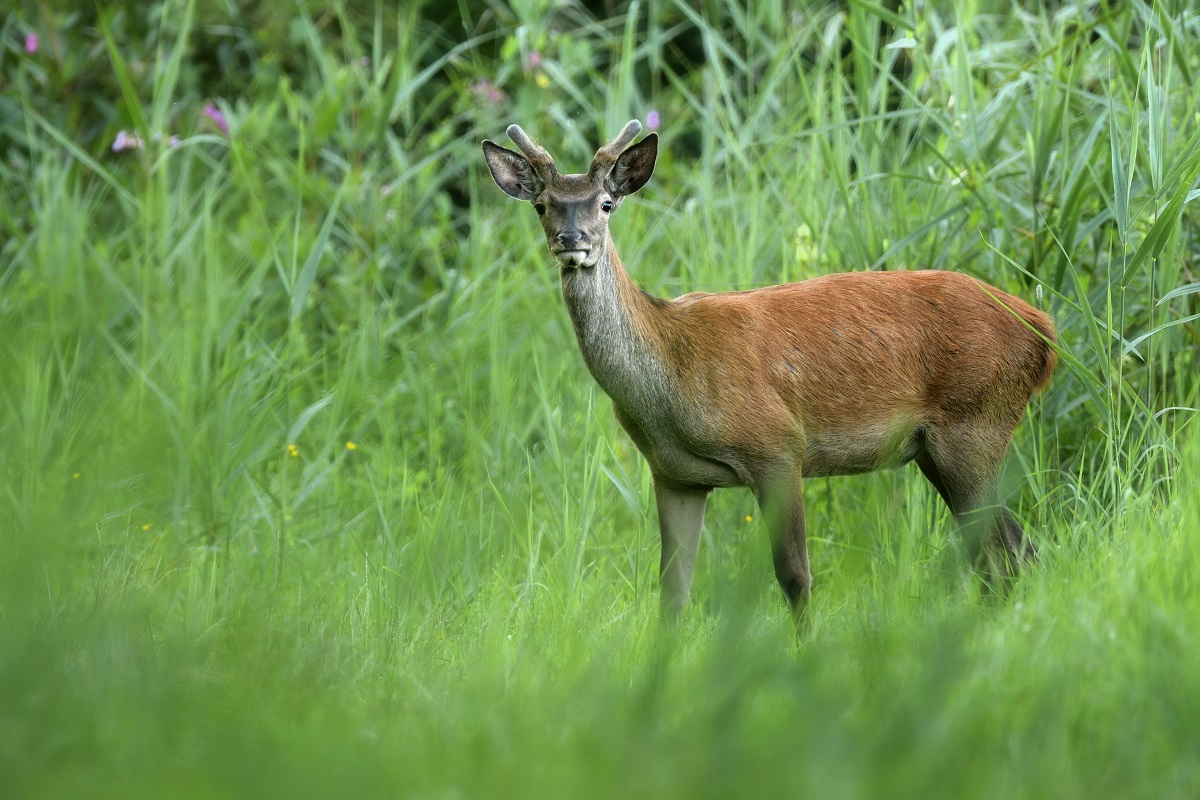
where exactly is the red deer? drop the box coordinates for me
[482,120,1057,620]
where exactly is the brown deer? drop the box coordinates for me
[482,120,1057,620]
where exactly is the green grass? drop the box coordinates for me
[3,1,1200,797]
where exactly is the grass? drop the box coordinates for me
[3,0,1200,797]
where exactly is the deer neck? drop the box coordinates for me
[560,236,670,413]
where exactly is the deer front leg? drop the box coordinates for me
[653,477,709,621]
[755,468,812,616]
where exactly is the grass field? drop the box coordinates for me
[3,1,1200,797]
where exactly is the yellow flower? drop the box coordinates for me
[745,516,753,523]
[142,523,153,531]
[535,73,550,89]
[345,441,357,451]
[72,472,81,480]
[288,444,299,458]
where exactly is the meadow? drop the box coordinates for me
[2,1,1200,797]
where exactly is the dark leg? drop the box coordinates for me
[754,468,812,617]
[916,425,1034,592]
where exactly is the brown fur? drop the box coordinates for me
[630,270,1055,471]
[483,121,1058,621]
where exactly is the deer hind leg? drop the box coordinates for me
[753,466,812,616]
[915,423,1035,592]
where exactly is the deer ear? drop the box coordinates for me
[607,133,657,198]
[482,140,542,200]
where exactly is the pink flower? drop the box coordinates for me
[470,79,507,106]
[528,50,541,69]
[203,104,229,136]
[646,109,660,130]
[112,130,145,152]
[25,33,38,54]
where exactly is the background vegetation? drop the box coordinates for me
[3,0,1199,796]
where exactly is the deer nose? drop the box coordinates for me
[556,230,588,250]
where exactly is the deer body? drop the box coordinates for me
[483,121,1057,619]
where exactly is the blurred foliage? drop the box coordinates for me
[3,0,1199,524]
[3,0,716,349]
[2,0,706,171]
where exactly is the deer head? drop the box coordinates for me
[482,120,658,269]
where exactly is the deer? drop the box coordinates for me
[481,120,1057,621]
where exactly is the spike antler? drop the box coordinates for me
[506,124,558,182]
[589,120,643,179]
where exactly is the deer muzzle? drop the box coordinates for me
[552,230,594,268]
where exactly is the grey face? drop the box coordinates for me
[529,175,619,268]
[482,121,658,269]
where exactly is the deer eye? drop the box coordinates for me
[601,200,613,213]
[534,203,546,216]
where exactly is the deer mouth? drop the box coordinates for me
[554,249,593,268]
